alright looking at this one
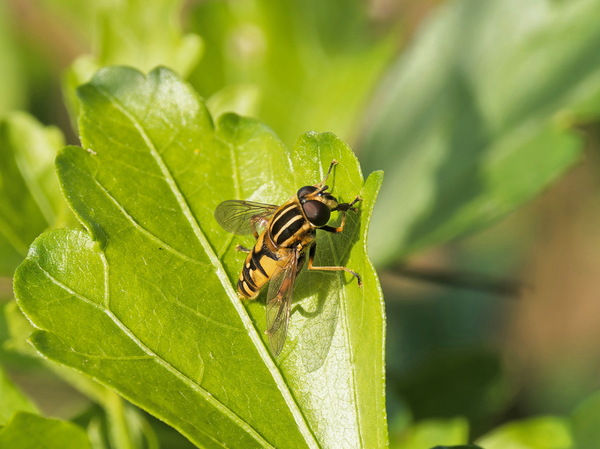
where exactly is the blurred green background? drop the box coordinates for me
[2,0,600,448]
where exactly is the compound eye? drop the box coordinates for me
[302,200,330,226]
[297,185,319,199]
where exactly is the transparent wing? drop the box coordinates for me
[265,250,300,357]
[214,200,278,235]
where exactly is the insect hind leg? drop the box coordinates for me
[235,245,252,253]
[306,242,362,286]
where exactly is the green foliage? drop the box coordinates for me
[189,0,395,145]
[390,389,600,449]
[0,412,91,449]
[0,112,66,275]
[93,0,202,75]
[14,66,386,448]
[63,0,203,119]
[362,0,600,265]
[2,0,600,447]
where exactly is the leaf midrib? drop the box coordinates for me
[91,83,320,449]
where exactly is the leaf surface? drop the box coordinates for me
[15,66,386,448]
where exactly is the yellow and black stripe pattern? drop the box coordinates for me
[237,201,313,299]
[269,203,313,247]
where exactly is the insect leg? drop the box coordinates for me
[336,195,362,212]
[320,196,362,234]
[306,242,362,286]
[235,245,251,253]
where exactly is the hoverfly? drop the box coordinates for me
[214,160,362,356]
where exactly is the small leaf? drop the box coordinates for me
[476,416,572,449]
[15,66,386,448]
[0,366,38,425]
[0,412,91,449]
[94,0,203,76]
[362,0,600,264]
[207,83,261,121]
[394,418,469,449]
[0,112,65,275]
[63,0,203,120]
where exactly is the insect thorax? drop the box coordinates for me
[268,201,314,248]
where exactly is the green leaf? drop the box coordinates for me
[94,0,202,76]
[393,418,469,449]
[15,66,386,448]
[0,412,91,449]
[0,112,66,275]
[361,0,600,265]
[0,366,38,425]
[207,83,261,122]
[570,390,600,449]
[475,416,572,449]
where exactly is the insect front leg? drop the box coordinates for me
[306,242,362,286]
[321,196,362,234]
[235,245,251,253]
[337,195,362,212]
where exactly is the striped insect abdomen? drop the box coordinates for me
[238,232,284,298]
[237,201,309,299]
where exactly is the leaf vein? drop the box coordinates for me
[34,259,275,449]
[92,177,203,265]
